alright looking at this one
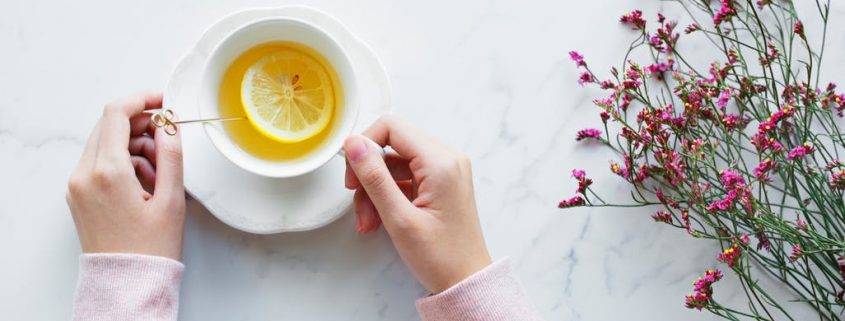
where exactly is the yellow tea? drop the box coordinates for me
[218,41,344,161]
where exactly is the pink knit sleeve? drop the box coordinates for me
[415,258,544,321]
[72,253,184,321]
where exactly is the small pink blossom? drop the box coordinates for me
[713,0,737,26]
[652,210,672,223]
[558,195,585,208]
[684,23,700,34]
[716,88,732,109]
[789,245,802,262]
[830,170,845,190]
[571,169,593,194]
[751,132,784,153]
[620,10,646,30]
[758,107,795,132]
[718,242,742,268]
[796,219,808,231]
[576,128,602,141]
[753,159,776,181]
[578,71,594,86]
[787,143,815,161]
[794,20,805,39]
[569,51,585,67]
[571,169,586,180]
[686,269,723,311]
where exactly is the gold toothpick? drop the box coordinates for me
[149,109,244,135]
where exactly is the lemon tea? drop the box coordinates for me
[218,41,344,161]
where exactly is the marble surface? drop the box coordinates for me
[1,1,844,320]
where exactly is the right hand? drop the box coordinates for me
[343,116,492,293]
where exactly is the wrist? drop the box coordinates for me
[430,255,493,293]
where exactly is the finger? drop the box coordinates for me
[97,91,163,161]
[131,155,156,191]
[151,115,184,207]
[361,115,442,161]
[353,189,381,234]
[128,136,156,166]
[354,180,417,234]
[346,151,412,189]
[130,113,154,137]
[344,134,411,220]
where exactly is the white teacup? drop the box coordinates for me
[198,17,359,178]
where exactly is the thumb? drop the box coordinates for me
[344,134,409,215]
[152,122,185,208]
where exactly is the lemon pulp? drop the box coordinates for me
[241,48,335,143]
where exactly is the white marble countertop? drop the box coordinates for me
[2,0,843,320]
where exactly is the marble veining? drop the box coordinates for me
[2,0,844,320]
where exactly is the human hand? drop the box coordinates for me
[66,92,186,260]
[343,116,492,293]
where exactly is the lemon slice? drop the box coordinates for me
[241,50,334,143]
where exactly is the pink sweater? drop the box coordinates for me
[73,254,543,320]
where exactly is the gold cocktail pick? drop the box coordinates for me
[149,109,244,135]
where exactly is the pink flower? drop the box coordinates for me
[576,128,602,141]
[686,269,723,311]
[620,10,646,30]
[796,219,808,231]
[720,113,747,132]
[652,210,672,223]
[569,51,585,67]
[713,0,737,26]
[578,71,594,86]
[684,23,700,34]
[789,245,802,262]
[720,169,745,189]
[751,132,784,153]
[758,107,795,133]
[656,188,680,209]
[794,20,805,39]
[655,150,686,186]
[558,195,585,208]
[645,60,674,79]
[753,159,777,181]
[757,0,771,8]
[787,143,815,161]
[756,232,771,251]
[707,169,753,213]
[571,169,593,194]
[830,169,845,190]
[760,42,780,66]
[681,210,692,234]
[571,169,586,180]
[610,161,629,179]
[716,88,732,109]
[718,242,742,268]
[837,256,845,287]
[826,159,843,170]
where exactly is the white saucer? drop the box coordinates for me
[163,6,391,234]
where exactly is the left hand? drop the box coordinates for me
[65,91,186,260]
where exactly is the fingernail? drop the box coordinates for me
[344,135,369,163]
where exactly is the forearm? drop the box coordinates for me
[72,253,184,321]
[416,258,544,321]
